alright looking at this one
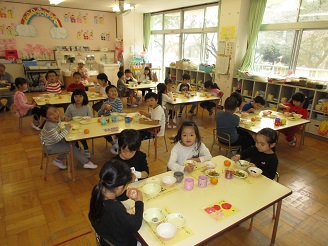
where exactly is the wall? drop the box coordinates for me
[0,2,116,60]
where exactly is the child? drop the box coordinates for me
[92,73,110,112]
[116,71,127,98]
[139,92,166,139]
[157,82,175,128]
[125,69,140,108]
[278,92,309,147]
[63,89,93,158]
[112,129,149,181]
[71,60,89,81]
[200,80,224,118]
[232,128,278,179]
[139,67,152,98]
[66,72,86,92]
[42,70,63,94]
[216,96,255,150]
[168,121,212,172]
[242,95,266,113]
[14,77,42,130]
[40,105,97,169]
[176,73,197,117]
[230,91,243,112]
[165,78,178,127]
[88,159,143,246]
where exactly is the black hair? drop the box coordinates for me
[88,159,132,224]
[117,71,124,79]
[118,129,142,151]
[45,70,58,80]
[14,77,27,88]
[182,74,190,80]
[105,85,118,93]
[164,78,173,85]
[97,73,111,85]
[204,80,219,89]
[230,91,243,108]
[156,83,166,106]
[290,92,309,109]
[224,97,238,111]
[124,69,132,74]
[40,105,56,118]
[253,96,266,105]
[257,128,278,152]
[72,72,82,78]
[71,88,89,105]
[173,121,201,150]
[144,67,152,80]
[144,92,158,101]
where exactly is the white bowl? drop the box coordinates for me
[82,116,92,121]
[161,176,177,187]
[247,167,263,177]
[268,114,277,119]
[80,120,88,125]
[142,183,161,198]
[293,113,302,119]
[183,160,196,166]
[166,213,186,228]
[203,161,217,170]
[72,116,82,122]
[205,169,220,178]
[156,223,177,240]
[143,208,165,225]
[47,93,55,98]
[253,110,260,115]
[146,177,161,184]
[284,112,292,117]
[244,121,252,128]
[262,111,272,116]
[235,160,250,170]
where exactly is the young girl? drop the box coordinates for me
[14,77,42,130]
[42,70,63,94]
[157,82,176,128]
[88,159,143,246]
[40,105,97,169]
[168,121,212,173]
[63,89,93,158]
[230,91,243,112]
[200,80,224,118]
[232,128,278,179]
[139,67,152,98]
[278,92,309,147]
[93,73,110,112]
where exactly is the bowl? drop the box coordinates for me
[146,177,161,184]
[247,167,263,177]
[205,169,220,178]
[142,183,161,198]
[82,116,92,121]
[111,112,119,116]
[268,114,277,119]
[161,176,177,187]
[243,121,252,128]
[203,161,217,170]
[262,111,272,116]
[47,93,55,98]
[241,112,249,118]
[253,110,260,115]
[80,120,88,125]
[255,116,262,121]
[166,213,186,228]
[284,112,292,117]
[120,113,127,118]
[72,116,82,122]
[183,160,196,166]
[143,208,165,225]
[156,223,177,240]
[235,160,250,170]
[293,113,302,119]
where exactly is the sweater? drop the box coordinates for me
[98,98,123,117]
[215,111,240,143]
[14,91,34,116]
[64,104,93,118]
[66,83,86,92]
[40,121,69,146]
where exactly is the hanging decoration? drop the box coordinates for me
[76,29,94,40]
[100,32,110,41]
[63,11,88,24]
[16,7,68,39]
[0,23,16,36]
[0,6,15,19]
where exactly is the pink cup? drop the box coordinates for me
[184,178,194,191]
[198,175,208,188]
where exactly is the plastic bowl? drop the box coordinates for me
[72,116,82,122]
[235,160,250,170]
[203,161,217,170]
[262,111,271,116]
[111,112,119,116]
[82,116,92,121]
[80,120,88,125]
[253,110,260,115]
[293,113,302,119]
[247,167,263,177]
[166,213,186,228]
[146,177,161,184]
[47,93,55,98]
[143,208,165,225]
[120,113,127,118]
[156,223,177,240]
[161,176,177,187]
[142,183,161,198]
[284,112,292,117]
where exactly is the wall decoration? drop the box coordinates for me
[0,6,15,19]
[63,11,88,24]
[21,43,54,60]
[0,38,16,57]
[0,23,17,36]
[93,14,104,24]
[16,7,68,39]
[76,29,94,40]
[101,32,110,41]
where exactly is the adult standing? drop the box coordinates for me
[0,63,15,111]
[71,60,89,81]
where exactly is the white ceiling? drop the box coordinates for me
[5,0,216,13]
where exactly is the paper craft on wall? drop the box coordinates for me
[216,55,230,75]
[0,38,16,57]
[64,11,88,24]
[101,32,110,41]
[0,6,15,19]
[221,26,235,40]
[94,15,104,24]
[21,43,54,60]
[0,23,16,36]
[77,29,94,40]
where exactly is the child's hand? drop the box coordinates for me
[249,163,256,167]
[127,188,143,201]
[233,154,241,161]
[184,164,194,173]
[284,105,290,110]
[139,110,146,116]
[65,123,72,129]
[63,116,70,122]
[249,108,255,113]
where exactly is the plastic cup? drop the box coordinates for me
[111,115,118,123]
[184,178,194,190]
[174,172,184,183]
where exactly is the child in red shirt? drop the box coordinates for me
[66,72,86,92]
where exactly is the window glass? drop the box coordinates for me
[295,30,328,79]
[205,6,219,27]
[262,0,299,24]
[182,33,202,64]
[149,34,163,67]
[164,12,180,30]
[163,34,180,66]
[299,0,328,21]
[184,9,204,29]
[151,15,163,30]
[205,32,218,64]
[253,30,295,75]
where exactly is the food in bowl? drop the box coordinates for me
[205,169,220,178]
[235,160,250,170]
[143,208,165,225]
[47,93,55,98]
[80,120,88,125]
[253,110,260,115]
[146,177,161,184]
[262,111,272,116]
[204,161,217,170]
[72,116,82,122]
[284,112,292,117]
[156,223,177,240]
[142,183,161,198]
[241,112,249,118]
[161,176,177,187]
[183,160,196,166]
[243,121,253,128]
[293,113,302,119]
[247,167,263,177]
[82,116,92,121]
[234,170,248,179]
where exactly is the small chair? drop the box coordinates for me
[11,104,34,130]
[248,172,280,231]
[148,134,168,157]
[211,129,241,158]
[40,138,68,181]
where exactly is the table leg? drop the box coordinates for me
[299,124,306,151]
[154,128,158,160]
[270,200,282,246]
[65,142,75,181]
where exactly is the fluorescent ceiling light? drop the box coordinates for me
[49,0,64,4]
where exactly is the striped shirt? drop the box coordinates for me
[40,121,69,146]
[45,80,62,94]
[98,98,123,116]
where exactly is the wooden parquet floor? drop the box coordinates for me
[0,92,327,245]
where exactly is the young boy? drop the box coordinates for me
[112,129,149,181]
[117,71,127,98]
[124,69,140,108]
[176,73,197,117]
[242,95,266,113]
[165,78,177,127]
[216,96,255,150]
[66,72,86,92]
[139,92,166,139]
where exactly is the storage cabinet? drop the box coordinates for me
[232,77,328,140]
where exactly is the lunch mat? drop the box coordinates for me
[203,200,238,221]
[145,206,194,245]
[139,184,180,202]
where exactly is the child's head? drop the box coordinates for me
[230,92,243,108]
[182,73,190,84]
[88,159,132,222]
[204,80,214,89]
[144,92,158,109]
[118,129,142,160]
[73,72,82,83]
[78,60,85,69]
[144,67,151,75]
[46,70,58,83]
[71,88,88,105]
[124,69,133,78]
[117,71,124,80]
[97,73,110,86]
[14,77,27,90]
[174,121,201,149]
[105,85,118,99]
[224,97,238,112]
[252,96,266,109]
[40,105,60,123]
[255,128,277,153]
[291,92,309,109]
[164,78,174,91]
[156,83,166,106]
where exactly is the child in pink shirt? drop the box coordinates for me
[200,80,224,118]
